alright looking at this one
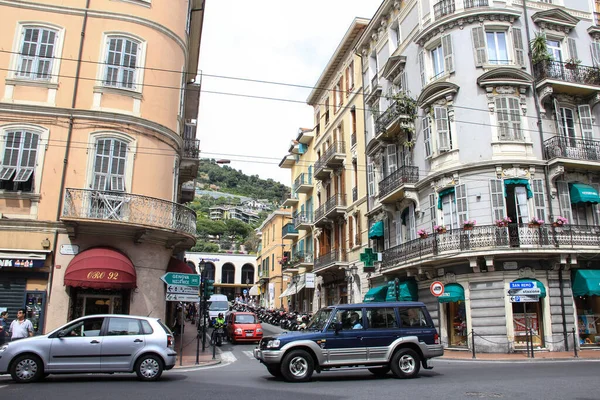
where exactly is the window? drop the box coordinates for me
[367,162,375,197]
[0,131,39,192]
[367,307,398,329]
[345,61,354,95]
[547,39,563,62]
[107,318,142,336]
[558,107,576,144]
[431,44,445,78]
[104,36,141,90]
[222,264,235,284]
[325,98,330,125]
[495,97,522,140]
[330,308,363,330]
[92,138,127,192]
[429,193,436,231]
[423,115,432,157]
[421,34,454,84]
[399,308,429,328]
[16,27,57,80]
[58,317,104,337]
[486,31,509,65]
[472,27,524,66]
[386,144,398,176]
[434,106,451,151]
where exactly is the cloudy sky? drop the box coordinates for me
[197,0,382,186]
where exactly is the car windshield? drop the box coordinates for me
[209,301,229,311]
[305,308,333,331]
[235,314,257,324]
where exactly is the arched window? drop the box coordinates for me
[241,265,254,285]
[222,263,235,284]
[0,130,40,192]
[204,263,215,280]
[93,138,128,192]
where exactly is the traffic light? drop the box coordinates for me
[204,279,214,298]
[199,278,205,298]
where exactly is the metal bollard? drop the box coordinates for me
[471,329,476,359]
[530,329,534,359]
[212,334,217,360]
[572,327,579,358]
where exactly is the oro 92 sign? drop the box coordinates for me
[86,270,121,280]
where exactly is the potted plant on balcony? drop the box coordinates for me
[462,219,476,231]
[528,217,544,228]
[530,33,553,65]
[553,216,568,227]
[495,216,512,228]
[565,58,580,70]
[434,225,447,234]
[417,229,429,239]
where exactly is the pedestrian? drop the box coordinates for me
[8,308,34,341]
[0,311,9,345]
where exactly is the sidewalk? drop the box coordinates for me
[442,348,600,361]
[173,320,221,368]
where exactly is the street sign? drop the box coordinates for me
[507,288,541,296]
[243,289,248,295]
[167,285,199,294]
[509,281,534,289]
[509,295,539,303]
[160,272,200,287]
[165,293,200,302]
[430,281,445,297]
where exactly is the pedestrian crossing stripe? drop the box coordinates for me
[220,351,237,363]
[242,350,254,359]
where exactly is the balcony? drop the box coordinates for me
[464,0,489,10]
[258,270,269,283]
[434,0,455,20]
[533,60,600,96]
[381,224,600,271]
[544,136,600,168]
[313,141,346,181]
[282,222,299,240]
[281,193,299,207]
[314,248,348,273]
[180,138,200,182]
[375,94,417,140]
[61,188,196,250]
[314,194,347,227]
[294,172,313,193]
[378,166,419,204]
[179,181,195,203]
[293,211,313,230]
[281,252,313,273]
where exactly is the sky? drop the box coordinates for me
[197,0,382,186]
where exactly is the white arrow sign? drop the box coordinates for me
[165,293,200,302]
[167,285,199,295]
[509,295,539,303]
[507,288,541,296]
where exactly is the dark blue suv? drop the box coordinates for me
[254,301,443,382]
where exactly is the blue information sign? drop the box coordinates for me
[509,281,534,289]
[243,289,248,295]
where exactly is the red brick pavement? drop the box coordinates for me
[173,320,221,368]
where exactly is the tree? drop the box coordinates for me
[196,217,226,237]
[190,241,219,253]
[225,218,250,239]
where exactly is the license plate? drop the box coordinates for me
[246,333,253,337]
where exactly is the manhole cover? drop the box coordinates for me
[465,392,504,398]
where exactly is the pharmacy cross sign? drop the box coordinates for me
[360,248,378,271]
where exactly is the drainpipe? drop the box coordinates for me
[48,0,91,307]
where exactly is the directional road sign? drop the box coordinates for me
[509,295,539,303]
[160,272,199,287]
[165,293,200,302]
[167,285,199,295]
[509,281,534,289]
[507,288,541,296]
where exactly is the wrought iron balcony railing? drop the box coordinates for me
[285,252,314,269]
[183,138,200,159]
[544,136,600,161]
[62,188,197,236]
[294,172,312,189]
[293,211,313,228]
[282,222,299,238]
[533,60,600,86]
[379,166,419,199]
[464,0,489,9]
[375,96,417,134]
[314,248,347,271]
[382,223,600,270]
[313,141,346,174]
[434,0,456,20]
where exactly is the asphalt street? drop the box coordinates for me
[1,324,599,400]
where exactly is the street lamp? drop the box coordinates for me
[291,275,301,312]
[246,278,250,302]
[196,259,206,363]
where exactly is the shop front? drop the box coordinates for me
[572,269,600,347]
[438,283,467,348]
[510,278,546,349]
[63,247,136,320]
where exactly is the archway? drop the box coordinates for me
[222,263,235,284]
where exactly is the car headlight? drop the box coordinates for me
[266,339,280,349]
[235,328,242,334]
[256,328,263,333]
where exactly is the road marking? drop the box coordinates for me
[220,351,237,364]
[0,385,8,389]
[242,350,254,359]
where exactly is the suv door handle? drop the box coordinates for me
[357,337,364,340]
[90,340,100,344]
[134,339,143,343]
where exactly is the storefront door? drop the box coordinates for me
[83,294,122,316]
[512,302,544,348]
[446,301,468,347]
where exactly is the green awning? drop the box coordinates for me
[504,178,533,199]
[368,220,384,239]
[437,283,465,303]
[437,187,455,209]
[512,278,546,298]
[364,285,388,302]
[569,183,600,204]
[572,269,600,297]
[385,279,418,302]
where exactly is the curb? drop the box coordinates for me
[440,356,596,362]
[174,359,222,370]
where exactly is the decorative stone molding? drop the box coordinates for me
[444,272,456,284]
[531,8,580,33]
[484,256,495,272]
[393,1,401,10]
[501,166,530,180]
[403,190,421,214]
[518,266,535,278]
[469,257,480,273]
[591,93,600,110]
[587,25,600,41]
[417,81,459,109]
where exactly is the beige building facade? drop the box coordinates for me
[0,0,204,333]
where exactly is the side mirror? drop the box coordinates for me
[57,331,67,338]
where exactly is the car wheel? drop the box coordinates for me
[368,366,390,376]
[390,348,420,379]
[10,354,44,383]
[266,364,282,378]
[135,354,164,382]
[280,349,314,382]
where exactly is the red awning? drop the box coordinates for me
[167,257,194,274]
[64,247,136,289]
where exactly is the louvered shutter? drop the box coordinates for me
[592,183,600,225]
[394,211,401,246]
[455,184,468,225]
[532,179,546,222]
[367,162,375,196]
[345,68,349,97]
[472,27,487,66]
[553,98,565,136]
[435,106,450,151]
[400,70,407,93]
[0,131,21,181]
[423,116,432,157]
[578,104,594,140]
[489,179,506,221]
[418,50,426,86]
[591,42,600,66]
[386,144,398,175]
[384,216,390,249]
[512,28,525,66]
[429,193,436,231]
[496,97,509,140]
[556,181,573,223]
[408,204,416,241]
[442,34,454,73]
[509,97,522,140]
[348,216,354,248]
[13,131,38,182]
[568,37,578,61]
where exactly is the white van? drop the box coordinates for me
[207,294,229,326]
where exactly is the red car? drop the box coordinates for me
[226,312,263,343]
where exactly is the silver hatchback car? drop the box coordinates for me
[0,314,177,383]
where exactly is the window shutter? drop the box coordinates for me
[400,69,407,93]
[383,216,390,249]
[386,144,398,175]
[495,97,509,140]
[367,162,375,196]
[489,179,506,221]
[408,204,416,241]
[592,184,600,225]
[508,97,522,140]
[471,27,487,66]
[556,181,573,223]
[578,104,594,140]
[434,106,450,151]
[532,179,546,222]
[423,115,432,157]
[512,28,525,66]
[348,216,354,248]
[567,37,578,61]
[429,193,436,231]
[394,211,401,246]
[345,68,349,97]
[455,184,468,225]
[591,42,600,66]
[553,98,565,136]
[418,50,425,86]
[441,34,454,73]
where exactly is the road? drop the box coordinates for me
[1,324,599,400]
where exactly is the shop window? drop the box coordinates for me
[446,301,467,347]
[512,302,544,348]
[575,296,600,346]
